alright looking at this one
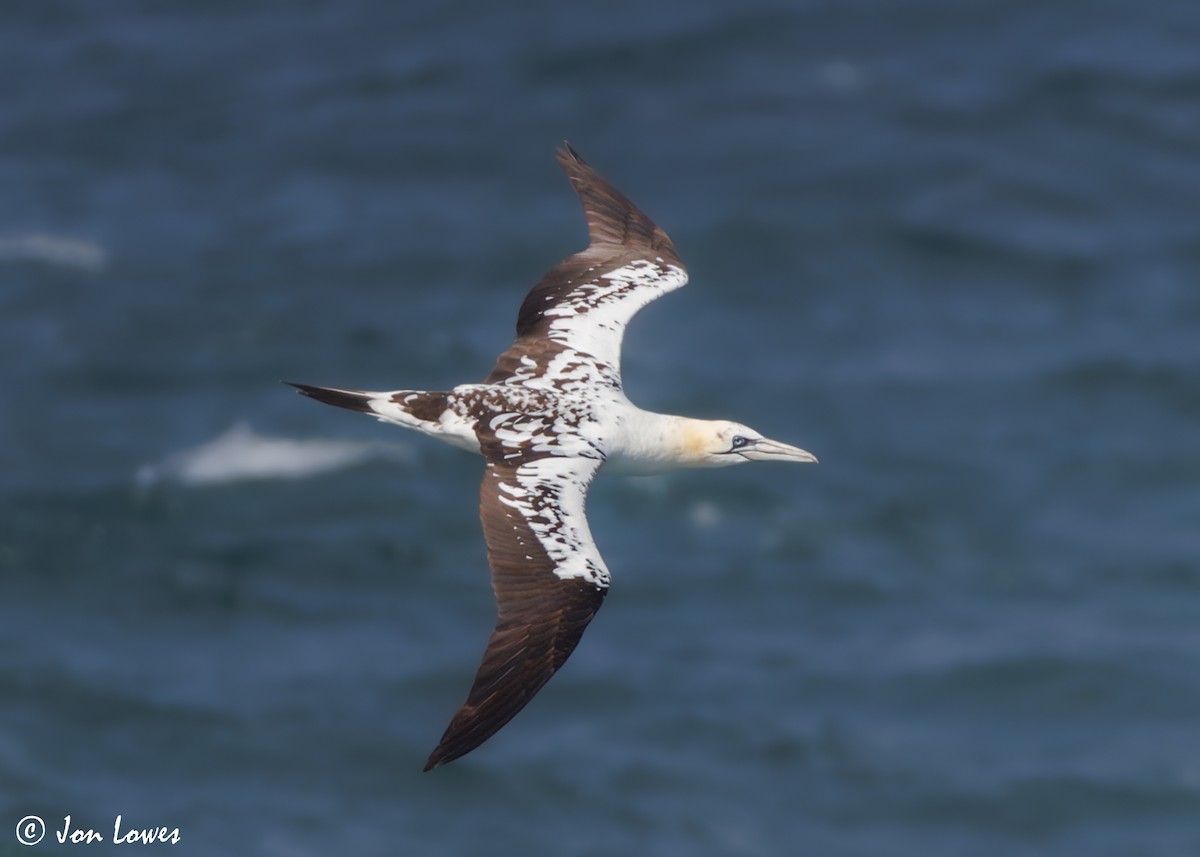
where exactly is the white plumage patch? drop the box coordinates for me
[540,259,688,372]
[494,456,608,587]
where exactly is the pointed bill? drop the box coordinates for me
[740,438,818,463]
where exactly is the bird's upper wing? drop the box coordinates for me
[486,144,689,388]
[423,445,608,770]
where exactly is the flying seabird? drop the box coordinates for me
[290,144,817,771]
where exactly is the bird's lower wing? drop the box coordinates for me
[424,455,608,771]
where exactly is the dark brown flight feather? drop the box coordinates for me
[557,143,679,256]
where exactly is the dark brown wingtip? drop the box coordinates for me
[555,140,585,169]
[423,747,450,772]
[285,381,373,414]
[418,573,607,772]
[423,715,472,771]
[551,143,679,260]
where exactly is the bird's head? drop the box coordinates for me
[677,419,818,468]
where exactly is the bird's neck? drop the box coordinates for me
[604,409,715,474]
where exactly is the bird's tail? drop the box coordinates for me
[286,382,375,414]
[286,382,457,437]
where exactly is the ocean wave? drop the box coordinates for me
[135,423,412,487]
[0,233,107,271]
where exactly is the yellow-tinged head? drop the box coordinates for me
[675,419,818,468]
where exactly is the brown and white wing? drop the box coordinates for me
[423,452,608,770]
[487,144,689,386]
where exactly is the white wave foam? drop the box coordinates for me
[820,60,866,91]
[0,233,107,271]
[688,500,723,530]
[136,423,412,487]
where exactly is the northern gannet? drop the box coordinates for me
[290,145,817,770]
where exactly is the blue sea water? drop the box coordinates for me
[2,1,1199,854]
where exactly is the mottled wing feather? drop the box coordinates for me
[424,452,608,770]
[489,145,689,385]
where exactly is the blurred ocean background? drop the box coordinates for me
[2,1,1198,855]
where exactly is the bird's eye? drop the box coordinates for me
[730,435,749,449]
